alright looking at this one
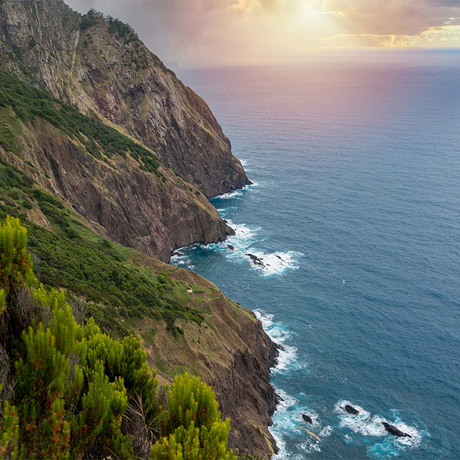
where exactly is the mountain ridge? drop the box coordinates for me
[0,0,250,198]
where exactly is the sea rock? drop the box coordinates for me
[345,405,360,415]
[382,422,412,438]
[246,253,265,268]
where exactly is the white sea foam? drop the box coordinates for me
[244,250,302,276]
[254,310,302,374]
[225,221,259,246]
[269,387,325,459]
[319,425,333,438]
[216,184,255,200]
[334,400,425,458]
[269,389,298,460]
[254,310,319,458]
[170,253,195,271]
[207,218,303,276]
[218,189,245,199]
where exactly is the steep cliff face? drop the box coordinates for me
[31,125,232,261]
[0,0,249,197]
[0,73,233,261]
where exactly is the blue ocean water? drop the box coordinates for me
[174,56,460,459]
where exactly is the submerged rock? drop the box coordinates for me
[345,405,360,415]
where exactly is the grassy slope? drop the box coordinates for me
[0,159,255,345]
[0,69,164,177]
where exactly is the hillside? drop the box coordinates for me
[0,0,250,197]
[0,158,278,457]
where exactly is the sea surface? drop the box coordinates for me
[174,55,460,459]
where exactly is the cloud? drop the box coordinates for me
[321,0,460,35]
[66,0,460,66]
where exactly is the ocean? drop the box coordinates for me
[174,55,460,459]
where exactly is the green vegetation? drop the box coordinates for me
[0,160,201,336]
[79,9,100,31]
[151,373,235,459]
[0,121,16,154]
[80,9,138,43]
[0,69,165,178]
[0,216,235,459]
[79,9,159,69]
[106,16,137,42]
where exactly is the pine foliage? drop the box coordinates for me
[0,216,235,459]
[150,373,235,460]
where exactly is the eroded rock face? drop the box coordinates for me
[0,0,250,197]
[0,117,232,261]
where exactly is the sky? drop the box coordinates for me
[66,0,460,67]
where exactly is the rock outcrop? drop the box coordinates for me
[0,0,250,197]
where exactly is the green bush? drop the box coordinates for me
[151,373,235,460]
[0,216,234,459]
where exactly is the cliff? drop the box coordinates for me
[0,160,278,457]
[0,0,250,197]
[0,0,277,456]
[0,70,232,261]
[132,260,279,457]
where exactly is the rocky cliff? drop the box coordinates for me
[0,0,249,197]
[0,157,278,457]
[0,71,234,261]
[0,0,278,456]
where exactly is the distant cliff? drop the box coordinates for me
[0,0,249,197]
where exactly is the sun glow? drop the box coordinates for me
[66,0,460,67]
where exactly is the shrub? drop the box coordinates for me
[151,373,235,460]
[0,217,235,459]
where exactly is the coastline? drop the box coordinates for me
[168,182,283,458]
